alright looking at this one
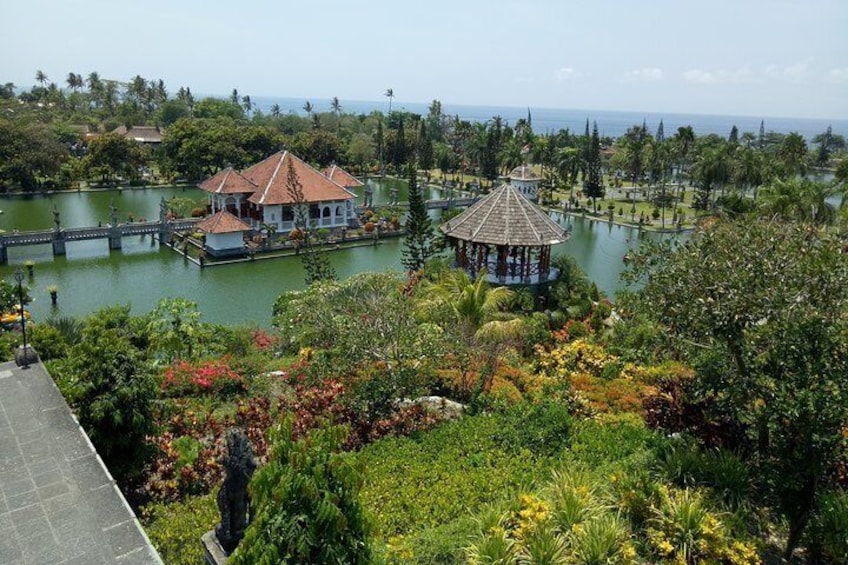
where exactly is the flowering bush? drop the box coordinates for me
[251,329,277,351]
[161,357,245,396]
[535,339,615,380]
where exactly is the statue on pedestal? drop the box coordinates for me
[215,429,257,555]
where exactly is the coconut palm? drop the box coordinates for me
[330,96,342,116]
[66,72,83,92]
[384,88,394,114]
[758,178,838,225]
[35,70,48,87]
[778,132,808,179]
[731,145,767,199]
[302,100,313,115]
[270,103,281,118]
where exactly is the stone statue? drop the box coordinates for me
[110,200,118,226]
[52,207,60,231]
[159,197,168,223]
[364,184,373,208]
[215,428,257,554]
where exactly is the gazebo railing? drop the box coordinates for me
[464,258,555,285]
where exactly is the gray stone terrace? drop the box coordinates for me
[0,361,162,564]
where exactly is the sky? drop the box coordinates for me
[3,0,847,120]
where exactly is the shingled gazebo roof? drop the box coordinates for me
[440,184,568,246]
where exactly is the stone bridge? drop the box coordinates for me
[355,196,477,214]
[0,198,201,264]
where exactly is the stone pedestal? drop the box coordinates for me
[14,345,38,367]
[52,236,66,257]
[202,530,229,565]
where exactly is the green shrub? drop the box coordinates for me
[0,331,18,362]
[231,419,371,564]
[357,410,548,539]
[29,323,68,361]
[142,494,217,565]
[808,489,848,563]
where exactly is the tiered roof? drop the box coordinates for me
[196,210,251,234]
[323,164,364,188]
[198,167,257,195]
[440,184,567,246]
[197,151,356,206]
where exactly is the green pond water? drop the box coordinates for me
[0,179,655,325]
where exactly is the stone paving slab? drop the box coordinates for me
[0,361,162,564]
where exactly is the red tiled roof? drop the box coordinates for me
[245,151,354,206]
[323,164,364,188]
[196,210,251,234]
[198,167,257,194]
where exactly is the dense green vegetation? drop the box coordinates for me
[3,202,845,563]
[2,71,846,232]
[3,69,848,564]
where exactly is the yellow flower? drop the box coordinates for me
[621,543,637,560]
[656,539,674,556]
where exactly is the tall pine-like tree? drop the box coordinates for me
[285,158,337,284]
[583,122,604,209]
[401,164,435,272]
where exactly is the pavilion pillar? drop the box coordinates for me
[497,245,507,281]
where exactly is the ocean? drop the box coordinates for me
[249,95,847,142]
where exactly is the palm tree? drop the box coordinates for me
[420,269,521,396]
[331,96,342,134]
[731,145,766,199]
[270,103,281,118]
[557,146,581,200]
[759,178,838,225]
[87,72,103,109]
[384,88,394,114]
[35,70,48,87]
[422,268,514,340]
[66,72,82,92]
[242,94,253,115]
[302,100,313,115]
[778,132,808,179]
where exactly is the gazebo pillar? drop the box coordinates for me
[496,245,508,281]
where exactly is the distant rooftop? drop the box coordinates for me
[509,165,541,181]
[111,126,164,144]
[0,361,162,564]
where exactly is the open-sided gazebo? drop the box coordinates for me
[440,183,569,285]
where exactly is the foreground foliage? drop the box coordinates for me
[623,218,848,557]
[231,420,371,564]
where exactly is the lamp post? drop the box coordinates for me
[14,267,30,369]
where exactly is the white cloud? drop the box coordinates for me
[826,68,848,84]
[622,67,663,82]
[764,60,811,82]
[683,69,719,84]
[555,67,581,82]
[682,67,755,85]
